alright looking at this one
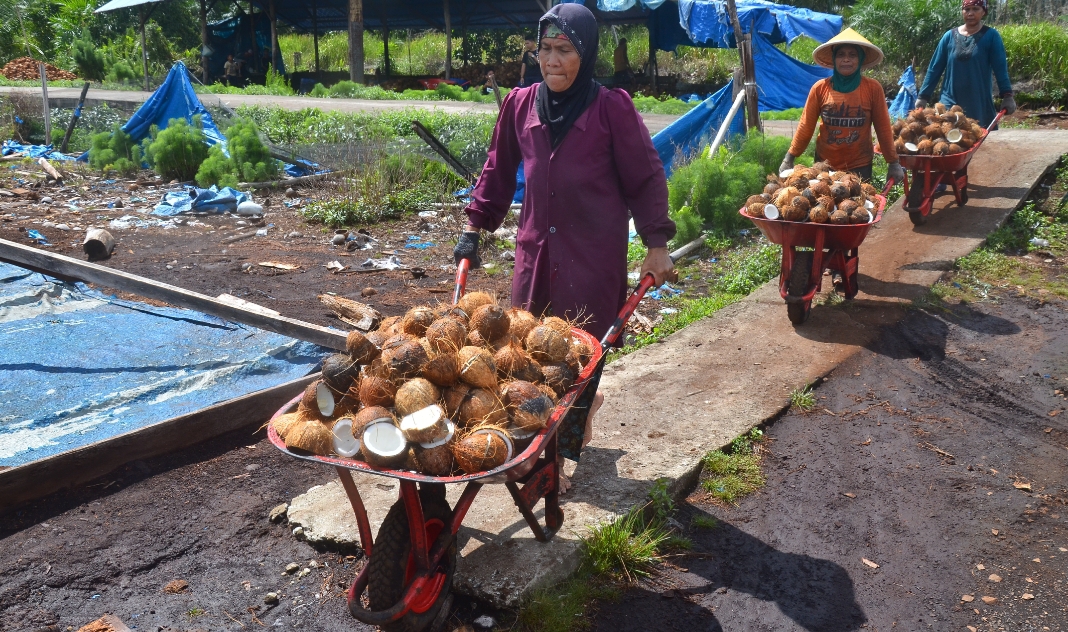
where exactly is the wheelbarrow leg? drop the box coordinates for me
[505,434,563,542]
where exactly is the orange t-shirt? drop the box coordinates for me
[789,76,898,171]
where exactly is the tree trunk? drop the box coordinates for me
[443,0,451,80]
[200,0,209,83]
[269,0,278,73]
[140,7,149,91]
[348,0,364,83]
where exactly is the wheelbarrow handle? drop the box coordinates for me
[453,258,471,305]
[600,252,680,349]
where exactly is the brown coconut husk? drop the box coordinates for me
[359,375,397,408]
[346,331,380,365]
[466,329,489,348]
[838,199,859,216]
[809,204,831,224]
[451,429,509,473]
[353,406,395,437]
[773,186,801,208]
[284,417,334,455]
[395,378,441,418]
[745,194,767,208]
[423,352,461,387]
[746,202,767,218]
[501,381,554,432]
[333,393,361,419]
[513,357,544,384]
[442,384,473,419]
[470,304,510,342]
[457,291,495,318]
[537,383,559,404]
[378,315,402,335]
[382,333,417,354]
[270,412,302,440]
[458,388,507,426]
[542,362,576,397]
[490,333,519,352]
[541,316,574,344]
[434,303,470,323]
[525,325,569,363]
[399,404,449,444]
[829,209,850,225]
[494,342,531,378]
[763,182,781,197]
[365,330,388,351]
[412,419,457,476]
[388,340,430,378]
[457,346,498,390]
[506,308,539,341]
[322,354,361,394]
[829,182,850,203]
[426,317,468,354]
[401,306,436,336]
[364,356,394,380]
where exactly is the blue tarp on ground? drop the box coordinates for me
[651,33,830,176]
[0,262,330,467]
[889,65,917,121]
[152,185,250,215]
[2,141,77,162]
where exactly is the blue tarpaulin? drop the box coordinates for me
[678,0,842,48]
[2,140,76,162]
[889,65,917,121]
[651,33,830,176]
[122,61,228,150]
[152,185,250,215]
[0,262,329,467]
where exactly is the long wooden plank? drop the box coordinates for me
[0,237,349,351]
[0,373,316,513]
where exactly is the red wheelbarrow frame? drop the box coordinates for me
[265,259,658,627]
[740,186,889,323]
[876,110,1004,224]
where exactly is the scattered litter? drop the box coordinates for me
[359,256,405,270]
[418,210,438,218]
[324,261,347,273]
[659,308,678,314]
[405,235,435,249]
[163,579,190,594]
[648,283,683,300]
[83,228,115,261]
[331,233,347,245]
[25,229,50,245]
[153,186,250,216]
[285,231,304,239]
[1030,237,1050,248]
[861,558,879,569]
[237,201,263,216]
[283,199,302,208]
[259,261,299,271]
[1013,481,1032,492]
[255,228,269,237]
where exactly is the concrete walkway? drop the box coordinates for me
[283,128,1068,608]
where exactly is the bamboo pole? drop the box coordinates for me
[443,0,452,80]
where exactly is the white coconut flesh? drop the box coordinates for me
[508,424,539,441]
[864,199,874,210]
[763,204,780,220]
[904,142,918,153]
[362,421,408,460]
[400,405,448,443]
[946,129,962,143]
[472,428,514,464]
[779,168,794,178]
[419,420,456,449]
[315,381,335,417]
[331,418,361,458]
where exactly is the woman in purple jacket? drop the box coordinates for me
[454,4,676,491]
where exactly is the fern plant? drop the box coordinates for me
[141,116,209,182]
[195,120,279,188]
[88,123,141,175]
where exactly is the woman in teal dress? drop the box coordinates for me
[916,0,1015,128]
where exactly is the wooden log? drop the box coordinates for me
[318,293,381,331]
[0,237,349,350]
[37,157,62,182]
[0,374,316,513]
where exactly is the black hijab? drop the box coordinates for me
[535,4,601,148]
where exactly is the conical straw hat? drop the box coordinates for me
[813,28,884,71]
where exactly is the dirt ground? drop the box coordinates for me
[590,288,1068,632]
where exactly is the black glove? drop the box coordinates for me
[453,230,482,269]
[1001,94,1017,115]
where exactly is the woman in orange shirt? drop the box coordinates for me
[779,28,905,185]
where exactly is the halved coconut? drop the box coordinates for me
[395,378,441,418]
[399,404,449,444]
[945,128,962,144]
[457,291,494,317]
[904,142,919,154]
[452,428,512,474]
[353,406,395,437]
[508,425,539,455]
[413,420,456,476]
[331,417,362,458]
[315,381,336,417]
[361,420,409,468]
[284,417,333,456]
[779,167,795,179]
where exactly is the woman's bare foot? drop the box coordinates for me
[558,455,572,494]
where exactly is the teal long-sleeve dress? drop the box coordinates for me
[918,25,1012,128]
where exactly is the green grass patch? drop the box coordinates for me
[701,428,766,505]
[518,575,621,632]
[789,385,816,411]
[690,514,719,530]
[581,508,669,580]
[762,108,803,121]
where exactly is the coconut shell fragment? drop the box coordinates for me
[284,416,334,456]
[398,404,449,443]
[361,420,409,468]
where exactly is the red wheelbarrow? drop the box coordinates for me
[877,110,1005,226]
[265,259,659,632]
[740,183,890,325]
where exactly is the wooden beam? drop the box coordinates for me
[0,374,315,513]
[201,0,210,82]
[140,6,150,91]
[348,0,364,83]
[443,0,452,80]
[0,238,349,351]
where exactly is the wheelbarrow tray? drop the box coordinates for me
[878,127,989,172]
[740,193,887,251]
[266,326,603,484]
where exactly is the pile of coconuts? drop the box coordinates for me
[889,103,983,157]
[743,163,879,224]
[271,291,592,477]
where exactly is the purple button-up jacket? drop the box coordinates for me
[465,85,674,340]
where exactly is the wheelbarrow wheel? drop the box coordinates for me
[908,210,928,226]
[786,250,814,325]
[367,487,456,632]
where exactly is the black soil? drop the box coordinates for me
[591,294,1068,632]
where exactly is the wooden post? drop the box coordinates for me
[312,0,321,78]
[249,1,259,73]
[443,0,451,80]
[60,82,90,153]
[382,2,390,77]
[269,0,278,73]
[39,62,50,143]
[742,32,761,132]
[139,6,150,91]
[348,0,364,83]
[200,0,209,83]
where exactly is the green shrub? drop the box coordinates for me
[308,82,329,97]
[631,93,697,115]
[668,204,703,250]
[105,61,138,84]
[72,33,105,82]
[88,123,141,175]
[849,0,960,71]
[195,120,279,188]
[667,131,806,230]
[1000,23,1068,91]
[142,117,209,182]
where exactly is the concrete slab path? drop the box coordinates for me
[283,128,1068,609]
